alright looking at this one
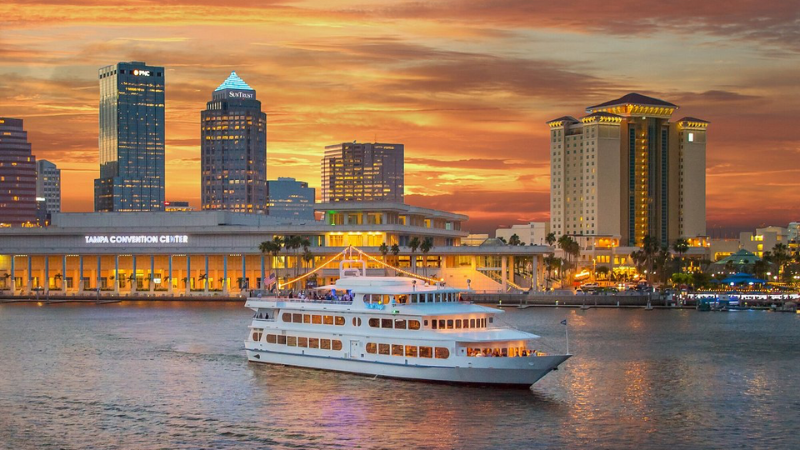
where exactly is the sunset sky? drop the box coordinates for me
[1,1,798,234]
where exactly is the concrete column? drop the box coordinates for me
[44,257,50,294]
[114,256,120,293]
[78,255,84,292]
[131,256,137,293]
[501,255,508,291]
[26,256,32,294]
[62,255,67,293]
[204,255,209,293]
[222,255,228,295]
[186,256,191,294]
[10,255,15,293]
[168,256,173,294]
[150,255,155,293]
[96,255,102,293]
[532,255,539,292]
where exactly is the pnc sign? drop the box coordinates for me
[132,69,151,76]
[84,235,189,245]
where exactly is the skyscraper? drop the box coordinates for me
[201,72,267,213]
[267,177,315,220]
[547,93,708,246]
[0,118,36,225]
[321,142,404,203]
[36,159,61,215]
[95,61,165,212]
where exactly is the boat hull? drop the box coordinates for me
[246,349,570,386]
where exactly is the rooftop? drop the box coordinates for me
[215,71,254,92]
[587,93,677,112]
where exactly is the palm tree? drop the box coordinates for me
[420,237,433,278]
[408,237,421,274]
[654,247,672,284]
[545,232,557,247]
[771,243,791,278]
[497,236,507,244]
[672,238,689,272]
[508,234,522,246]
[258,238,283,289]
[54,273,62,290]
[379,243,389,276]
[302,248,314,275]
[391,243,400,275]
[639,235,660,282]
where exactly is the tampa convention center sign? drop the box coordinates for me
[84,235,189,245]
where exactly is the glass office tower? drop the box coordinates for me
[320,142,404,203]
[0,118,37,225]
[201,72,268,213]
[95,61,165,212]
[267,177,315,220]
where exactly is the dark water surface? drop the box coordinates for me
[1,302,798,449]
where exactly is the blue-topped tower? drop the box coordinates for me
[201,71,268,213]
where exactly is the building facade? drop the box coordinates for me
[495,222,550,246]
[267,177,315,220]
[164,201,193,212]
[321,142,403,203]
[547,93,708,246]
[0,207,549,295]
[95,61,166,212]
[36,159,61,216]
[0,118,37,226]
[201,72,268,213]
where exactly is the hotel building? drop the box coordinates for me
[0,118,37,226]
[267,177,315,220]
[321,142,403,203]
[495,222,550,246]
[95,62,166,212]
[36,159,61,216]
[547,93,708,246]
[0,204,549,296]
[201,72,268,213]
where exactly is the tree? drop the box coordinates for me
[259,238,283,288]
[420,237,434,278]
[379,242,389,276]
[508,234,522,246]
[497,236,507,244]
[770,243,791,277]
[752,259,770,280]
[545,232,557,247]
[595,266,610,281]
[302,249,314,273]
[672,238,689,272]
[653,247,672,284]
[391,243,400,274]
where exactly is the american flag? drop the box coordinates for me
[262,273,277,289]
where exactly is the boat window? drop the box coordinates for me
[282,313,291,322]
[368,318,379,328]
[378,344,390,355]
[435,347,450,359]
[438,319,445,329]
[423,320,428,327]
[309,338,319,349]
[303,314,311,324]
[397,295,408,304]
[419,347,433,358]
[394,319,406,329]
[481,318,486,328]
[470,319,476,328]
[287,336,297,347]
[320,339,331,350]
[431,320,438,329]
[277,335,287,345]
[292,313,302,323]
[489,317,493,324]
[251,331,262,342]
[405,346,418,357]
[332,340,342,351]
[501,348,508,357]
[381,318,393,329]
[463,319,470,329]
[312,315,322,325]
[446,320,454,329]
[323,315,334,325]
[298,337,308,348]
[411,294,418,303]
[455,319,462,328]
[391,345,403,356]
[366,343,377,354]
[409,320,420,330]
[266,334,277,344]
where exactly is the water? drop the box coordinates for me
[0,302,798,449]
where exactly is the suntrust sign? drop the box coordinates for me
[84,235,189,244]
[229,91,254,99]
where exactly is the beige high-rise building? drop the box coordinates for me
[547,93,708,246]
[320,142,403,203]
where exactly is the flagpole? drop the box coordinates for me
[566,324,569,355]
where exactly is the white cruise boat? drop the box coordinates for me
[244,260,571,387]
